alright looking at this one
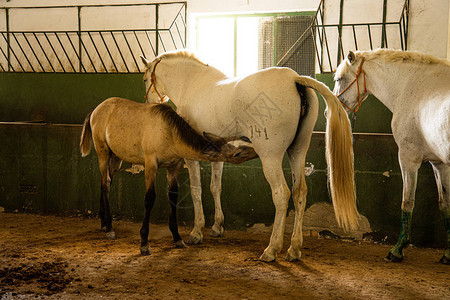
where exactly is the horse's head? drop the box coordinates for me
[333,51,369,114]
[202,133,257,164]
[141,56,169,104]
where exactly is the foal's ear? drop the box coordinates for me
[140,56,150,66]
[347,51,356,64]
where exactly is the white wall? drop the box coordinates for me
[1,0,449,71]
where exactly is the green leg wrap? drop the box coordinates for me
[388,210,412,260]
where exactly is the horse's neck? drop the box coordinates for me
[365,61,412,112]
[366,60,441,113]
[159,58,227,107]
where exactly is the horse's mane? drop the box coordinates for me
[151,104,214,151]
[157,50,207,66]
[336,49,450,79]
[360,49,450,66]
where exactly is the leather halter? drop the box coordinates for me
[337,58,367,113]
[144,59,167,103]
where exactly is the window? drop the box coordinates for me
[194,12,316,77]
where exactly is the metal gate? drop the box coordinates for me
[0,2,186,73]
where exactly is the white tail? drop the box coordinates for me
[296,76,359,231]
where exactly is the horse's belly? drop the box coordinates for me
[107,139,145,164]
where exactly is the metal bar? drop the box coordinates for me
[158,31,167,52]
[367,25,373,50]
[122,31,139,72]
[381,0,387,48]
[168,29,178,49]
[174,20,185,48]
[5,2,187,10]
[99,32,117,72]
[2,33,24,72]
[169,4,186,29]
[111,31,129,72]
[322,27,333,72]
[352,25,358,50]
[87,32,108,73]
[337,0,344,66]
[79,33,97,73]
[144,31,157,56]
[33,32,55,72]
[311,26,323,73]
[399,23,404,50]
[11,33,35,72]
[22,33,45,72]
[133,31,145,57]
[155,4,159,55]
[0,40,15,72]
[78,6,82,72]
[66,32,87,72]
[55,33,76,72]
[6,8,10,72]
[184,3,187,46]
[44,32,65,72]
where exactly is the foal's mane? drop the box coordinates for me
[151,104,214,151]
[336,49,450,78]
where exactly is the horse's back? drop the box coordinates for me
[90,97,164,164]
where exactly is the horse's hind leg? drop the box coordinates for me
[99,153,122,234]
[430,162,450,264]
[96,145,115,239]
[285,148,308,262]
[386,153,420,262]
[210,162,225,237]
[167,160,186,248]
[259,155,291,262]
[140,158,157,255]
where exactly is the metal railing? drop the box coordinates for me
[0,2,186,73]
[311,0,409,73]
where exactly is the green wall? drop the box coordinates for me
[0,73,445,247]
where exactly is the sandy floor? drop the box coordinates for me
[0,213,448,299]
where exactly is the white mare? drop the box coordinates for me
[334,49,450,264]
[141,51,358,262]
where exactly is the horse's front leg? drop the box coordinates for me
[167,161,186,249]
[184,159,205,245]
[386,152,420,262]
[210,162,225,237]
[430,162,450,264]
[259,155,291,262]
[140,160,157,255]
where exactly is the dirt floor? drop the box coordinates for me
[0,213,448,299]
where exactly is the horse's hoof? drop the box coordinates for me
[260,251,276,262]
[384,251,403,263]
[186,235,203,245]
[101,226,107,232]
[438,255,450,265]
[174,240,187,248]
[285,248,301,262]
[209,226,224,237]
[140,245,151,256]
[105,231,116,240]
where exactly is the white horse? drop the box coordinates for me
[141,50,358,261]
[334,49,450,264]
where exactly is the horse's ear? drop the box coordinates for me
[140,56,150,66]
[347,51,356,64]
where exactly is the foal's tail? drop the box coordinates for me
[80,111,93,157]
[295,76,358,231]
